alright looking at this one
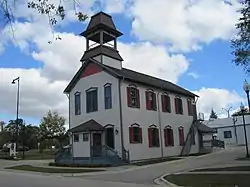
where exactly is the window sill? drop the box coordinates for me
[165,145,174,147]
[130,142,142,144]
[149,146,160,148]
[86,110,98,113]
[128,106,140,109]
[147,109,157,111]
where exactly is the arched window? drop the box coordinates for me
[178,126,185,146]
[104,83,112,109]
[127,85,140,108]
[148,125,160,147]
[145,89,157,111]
[74,92,81,115]
[164,125,174,147]
[161,93,171,113]
[129,124,142,143]
[175,96,183,115]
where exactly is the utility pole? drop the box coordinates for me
[222,106,233,118]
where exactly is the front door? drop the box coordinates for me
[105,127,115,149]
[92,133,102,157]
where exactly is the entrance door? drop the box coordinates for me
[105,127,115,149]
[92,133,102,157]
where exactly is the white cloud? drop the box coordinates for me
[128,0,241,52]
[187,72,200,79]
[0,0,245,126]
[194,87,245,119]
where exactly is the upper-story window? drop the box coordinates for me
[161,93,171,113]
[148,125,160,147]
[146,90,157,110]
[86,88,98,113]
[187,98,193,116]
[127,85,140,108]
[129,124,142,143]
[175,96,183,115]
[74,92,81,115]
[104,83,112,109]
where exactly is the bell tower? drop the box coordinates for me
[80,12,123,69]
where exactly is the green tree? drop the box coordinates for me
[1,0,88,33]
[232,107,250,116]
[231,0,250,73]
[210,109,218,119]
[39,110,66,142]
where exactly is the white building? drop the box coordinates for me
[206,116,250,146]
[60,12,214,165]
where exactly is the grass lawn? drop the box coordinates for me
[165,173,250,187]
[5,165,105,173]
[19,149,57,160]
[133,157,182,166]
[191,165,250,172]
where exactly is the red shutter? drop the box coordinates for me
[136,89,140,108]
[153,93,157,110]
[127,87,132,107]
[171,130,174,146]
[129,127,133,143]
[187,99,191,116]
[161,95,166,112]
[164,129,168,147]
[146,91,150,110]
[167,96,171,113]
[148,128,152,147]
[139,127,143,143]
[175,98,179,114]
[179,128,184,146]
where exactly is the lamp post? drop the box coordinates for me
[11,77,20,148]
[222,106,232,118]
[240,103,249,158]
[243,79,250,113]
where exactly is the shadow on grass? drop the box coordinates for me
[5,165,105,173]
[165,173,250,187]
[133,157,182,166]
[191,165,250,172]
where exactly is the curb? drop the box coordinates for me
[160,173,182,187]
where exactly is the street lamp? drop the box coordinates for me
[240,103,249,158]
[222,106,233,118]
[243,79,250,113]
[11,77,20,144]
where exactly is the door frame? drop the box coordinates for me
[91,132,103,157]
[104,124,115,149]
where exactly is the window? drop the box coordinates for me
[146,90,157,110]
[178,126,185,146]
[129,124,142,143]
[86,88,98,113]
[127,86,140,108]
[74,134,79,142]
[161,94,171,113]
[224,131,232,139]
[74,92,81,115]
[187,99,193,116]
[83,133,89,141]
[148,125,160,147]
[175,97,183,114]
[164,126,174,146]
[104,84,112,109]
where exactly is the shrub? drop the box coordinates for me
[49,162,111,168]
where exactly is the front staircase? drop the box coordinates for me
[180,120,198,156]
[55,145,129,166]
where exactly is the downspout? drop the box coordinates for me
[157,89,164,159]
[118,76,125,159]
[66,93,74,164]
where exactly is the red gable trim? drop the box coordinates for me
[81,63,102,78]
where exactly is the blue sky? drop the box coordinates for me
[0,0,247,125]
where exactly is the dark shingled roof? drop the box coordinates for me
[80,45,123,62]
[64,58,198,98]
[68,119,104,133]
[80,11,122,38]
[197,122,217,134]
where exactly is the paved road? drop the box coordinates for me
[0,170,157,187]
[81,146,250,184]
[0,146,249,187]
